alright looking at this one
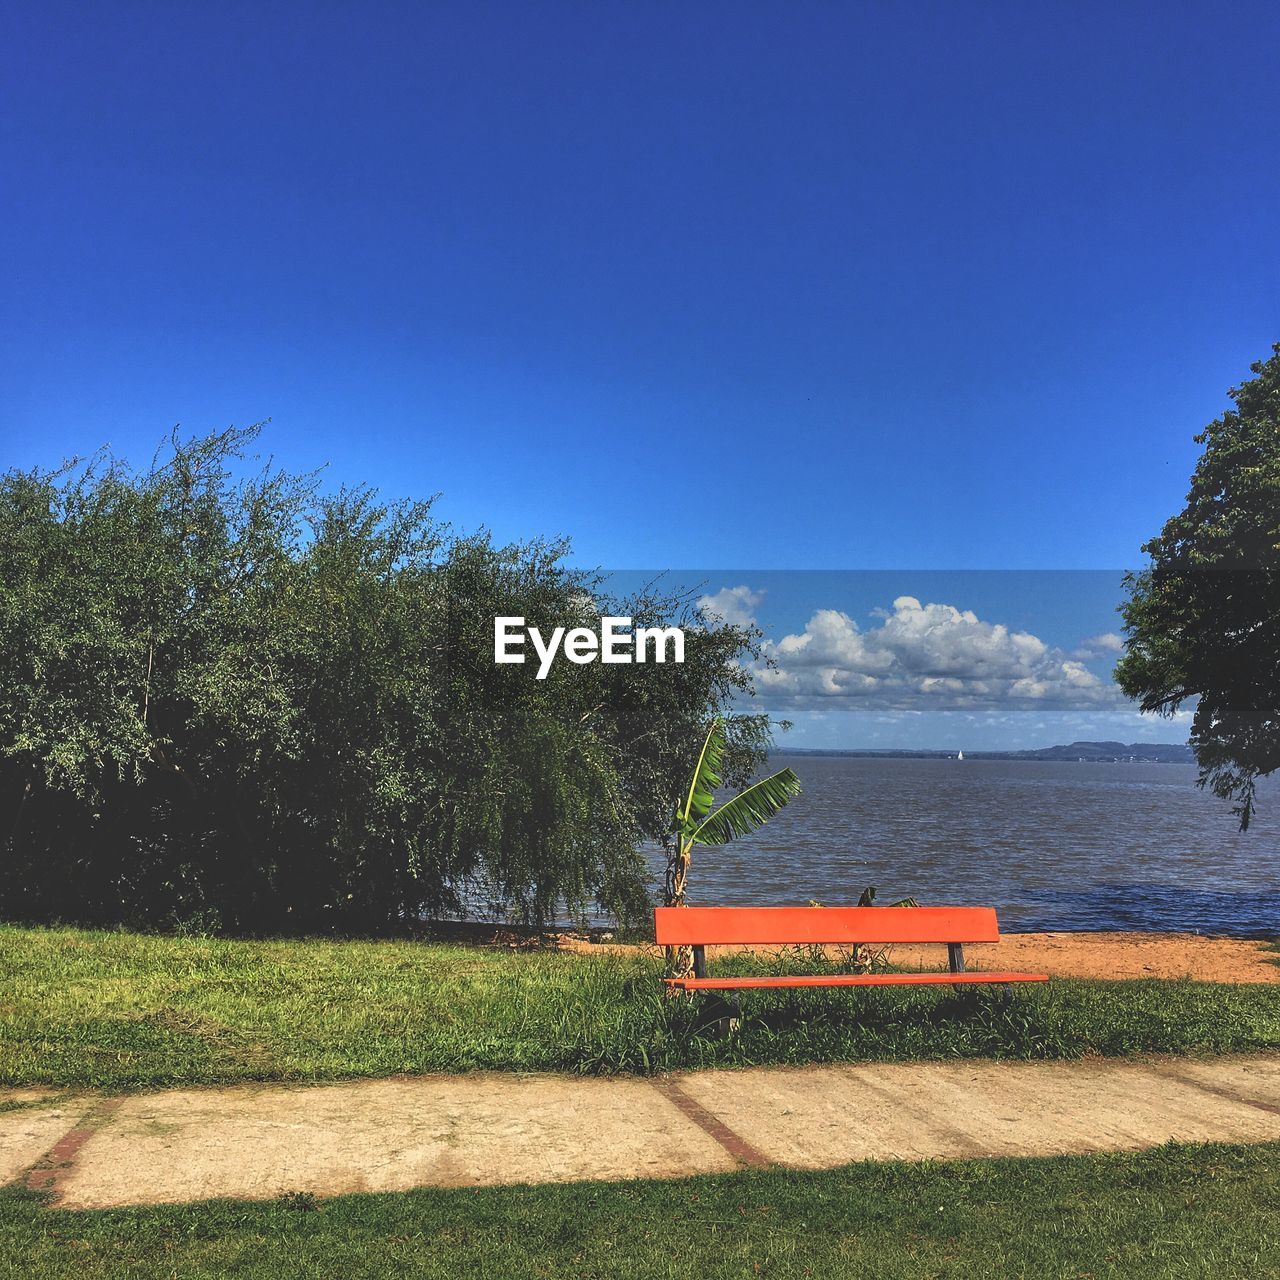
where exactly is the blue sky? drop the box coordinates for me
[2,3,1275,745]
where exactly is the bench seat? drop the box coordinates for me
[654,905,1047,991]
[665,970,1047,991]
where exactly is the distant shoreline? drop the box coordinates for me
[774,742,1194,764]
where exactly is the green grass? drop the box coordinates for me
[3,925,1280,1088]
[3,1141,1280,1278]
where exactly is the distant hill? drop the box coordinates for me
[781,741,1195,763]
[985,741,1194,763]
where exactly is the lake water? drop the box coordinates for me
[651,755,1280,937]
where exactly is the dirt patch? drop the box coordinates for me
[424,918,1280,982]
[0,1087,77,1108]
[899,931,1280,983]
[547,929,1280,983]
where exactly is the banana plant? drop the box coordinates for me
[664,719,802,976]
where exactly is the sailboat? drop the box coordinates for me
[956,750,965,761]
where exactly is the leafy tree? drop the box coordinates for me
[0,426,771,932]
[1117,344,1280,829]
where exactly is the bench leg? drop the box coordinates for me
[687,945,740,1036]
[947,943,965,974]
[695,992,740,1039]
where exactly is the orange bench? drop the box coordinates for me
[654,905,1048,991]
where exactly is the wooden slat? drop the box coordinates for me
[653,905,1001,946]
[664,971,1048,990]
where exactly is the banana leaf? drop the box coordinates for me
[689,766,802,846]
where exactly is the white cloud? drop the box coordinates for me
[1072,631,1125,660]
[756,596,1123,712]
[698,584,765,628]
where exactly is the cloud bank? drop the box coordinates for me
[754,595,1122,712]
[1072,631,1125,660]
[697,585,765,628]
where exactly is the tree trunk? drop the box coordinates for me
[10,778,32,842]
[663,836,695,981]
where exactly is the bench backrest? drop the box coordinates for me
[653,906,1000,946]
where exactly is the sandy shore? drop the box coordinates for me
[881,931,1280,983]
[427,921,1280,983]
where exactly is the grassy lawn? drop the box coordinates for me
[3,925,1280,1088]
[2,1141,1278,1278]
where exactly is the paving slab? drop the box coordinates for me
[9,1054,1280,1210]
[54,1073,737,1209]
[1153,1055,1280,1111]
[0,1102,87,1185]
[674,1058,1280,1168]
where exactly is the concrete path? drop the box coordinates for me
[5,1055,1280,1209]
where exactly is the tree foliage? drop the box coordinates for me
[664,716,800,906]
[661,716,801,977]
[0,426,771,932]
[1117,344,1280,829]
